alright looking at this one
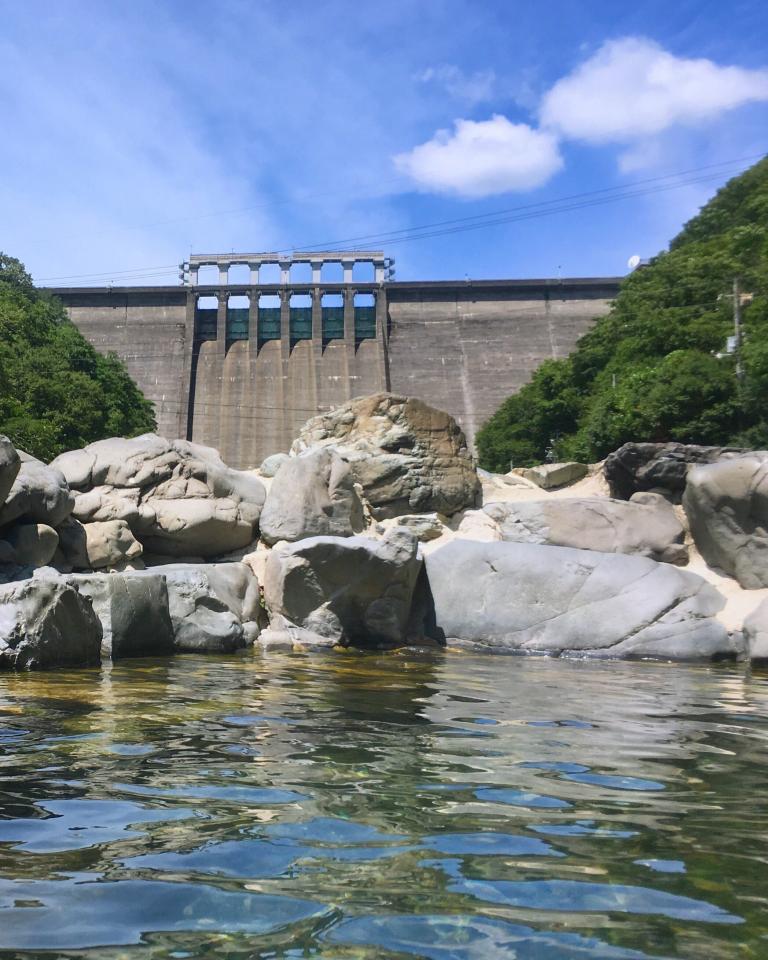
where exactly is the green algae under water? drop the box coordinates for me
[0,651,767,959]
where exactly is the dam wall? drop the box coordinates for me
[49,273,619,469]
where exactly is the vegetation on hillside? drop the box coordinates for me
[0,254,156,462]
[477,157,768,471]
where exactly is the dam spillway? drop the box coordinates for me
[46,251,620,468]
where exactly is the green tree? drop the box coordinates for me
[477,156,768,472]
[0,253,156,461]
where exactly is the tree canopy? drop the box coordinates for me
[0,254,156,461]
[477,157,768,472]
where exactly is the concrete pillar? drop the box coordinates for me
[178,291,198,439]
[280,288,291,352]
[249,262,259,285]
[311,260,322,285]
[248,290,259,353]
[311,286,322,341]
[344,287,355,344]
[342,260,354,285]
[375,288,391,390]
[189,265,199,287]
[374,260,385,284]
[216,292,227,355]
[279,260,291,285]
[218,263,229,285]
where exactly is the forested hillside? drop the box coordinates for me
[477,157,768,471]
[0,254,156,461]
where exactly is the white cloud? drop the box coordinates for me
[540,36,768,143]
[419,65,496,105]
[393,115,562,198]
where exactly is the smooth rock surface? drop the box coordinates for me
[0,574,102,669]
[0,436,20,507]
[484,494,687,563]
[292,393,479,519]
[70,572,174,659]
[263,528,422,648]
[260,447,365,545]
[683,454,768,589]
[136,562,259,652]
[0,452,74,528]
[52,435,266,558]
[423,540,735,661]
[516,462,587,490]
[743,597,768,662]
[604,442,744,500]
[3,523,59,567]
[84,520,143,570]
[259,453,291,478]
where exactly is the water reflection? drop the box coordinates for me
[0,652,766,958]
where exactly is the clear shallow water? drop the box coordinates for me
[0,652,766,959]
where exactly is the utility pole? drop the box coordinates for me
[733,277,744,384]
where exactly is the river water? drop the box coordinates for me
[0,651,766,959]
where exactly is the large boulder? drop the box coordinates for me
[484,493,687,564]
[604,442,745,500]
[2,523,59,567]
[0,452,74,528]
[292,393,480,519]
[683,454,768,589]
[259,447,365,545]
[0,436,20,507]
[83,520,143,570]
[743,598,768,663]
[263,528,422,648]
[423,540,735,661]
[51,435,265,558]
[0,574,102,670]
[70,572,174,659]
[136,562,260,652]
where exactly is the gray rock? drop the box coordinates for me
[292,393,479,519]
[83,520,143,570]
[260,447,365,545]
[0,574,102,669]
[604,442,745,500]
[516,462,587,490]
[135,562,259,652]
[0,436,20,508]
[55,517,89,570]
[2,523,59,567]
[743,598,768,662]
[69,572,174,659]
[423,540,735,661]
[263,527,422,648]
[259,453,291,478]
[52,435,266,558]
[484,494,687,564]
[391,513,445,542]
[0,452,74,527]
[683,454,768,589]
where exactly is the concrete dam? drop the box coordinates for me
[48,251,621,469]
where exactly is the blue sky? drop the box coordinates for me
[1,0,767,285]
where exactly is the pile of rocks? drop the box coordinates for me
[1,392,766,669]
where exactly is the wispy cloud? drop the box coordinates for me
[419,65,496,105]
[393,116,562,198]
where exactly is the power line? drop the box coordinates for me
[33,152,765,285]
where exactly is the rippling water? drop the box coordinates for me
[0,651,767,959]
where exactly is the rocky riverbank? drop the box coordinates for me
[1,392,767,669]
